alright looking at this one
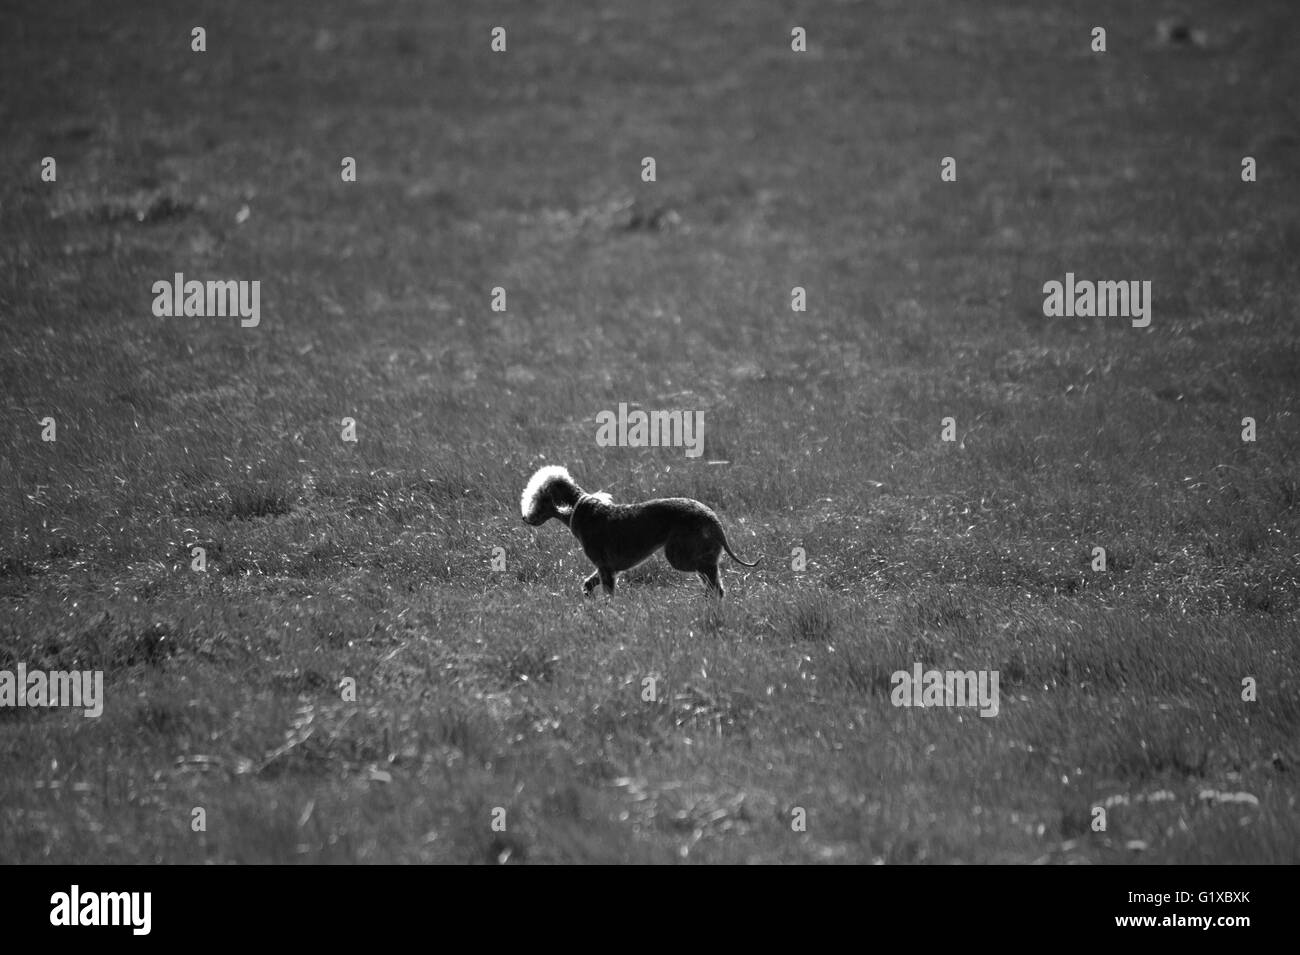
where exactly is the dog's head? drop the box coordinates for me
[520,465,580,526]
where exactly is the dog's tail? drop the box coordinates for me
[721,535,761,567]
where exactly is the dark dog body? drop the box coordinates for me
[569,495,757,595]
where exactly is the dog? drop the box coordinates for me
[520,465,760,596]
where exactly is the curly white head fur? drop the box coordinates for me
[521,465,577,524]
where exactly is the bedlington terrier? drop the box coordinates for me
[520,465,760,596]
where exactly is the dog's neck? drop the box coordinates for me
[553,481,584,509]
[570,491,607,526]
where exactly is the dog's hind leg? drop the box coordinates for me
[699,565,724,597]
[599,567,617,594]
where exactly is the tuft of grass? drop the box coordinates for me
[783,590,837,643]
[225,481,295,521]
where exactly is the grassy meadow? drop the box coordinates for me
[1,0,1298,863]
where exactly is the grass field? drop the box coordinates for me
[2,0,1298,863]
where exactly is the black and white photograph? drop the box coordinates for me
[1,0,1295,910]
